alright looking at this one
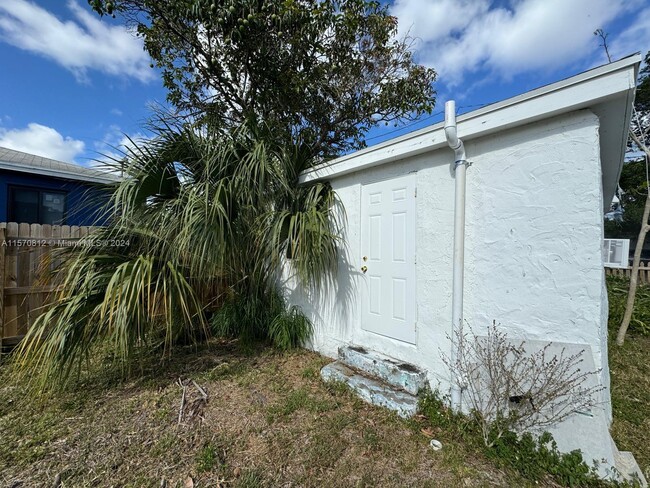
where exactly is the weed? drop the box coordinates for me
[306,431,348,468]
[324,379,354,397]
[418,390,476,443]
[488,431,599,486]
[151,433,177,458]
[211,287,313,350]
[362,427,380,450]
[234,469,264,488]
[269,388,310,417]
[268,305,313,350]
[301,366,317,379]
[324,411,355,432]
[196,442,223,473]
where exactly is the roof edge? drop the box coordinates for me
[0,161,119,184]
[300,54,641,184]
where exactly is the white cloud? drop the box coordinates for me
[0,0,153,83]
[0,123,85,162]
[391,0,637,86]
[609,7,650,62]
[393,0,490,45]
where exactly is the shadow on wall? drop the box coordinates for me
[284,247,358,343]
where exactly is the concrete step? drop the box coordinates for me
[321,361,419,418]
[338,345,428,395]
[614,448,647,487]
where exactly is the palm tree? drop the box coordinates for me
[14,121,341,389]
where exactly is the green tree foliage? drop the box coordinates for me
[630,51,650,145]
[15,122,340,389]
[605,51,650,238]
[605,158,648,238]
[636,51,650,114]
[17,0,437,388]
[88,0,436,157]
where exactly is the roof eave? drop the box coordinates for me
[299,54,641,185]
[0,161,119,185]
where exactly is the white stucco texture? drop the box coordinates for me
[284,109,616,469]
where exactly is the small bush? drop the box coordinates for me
[442,322,603,447]
[488,431,599,486]
[268,305,313,350]
[211,286,312,350]
[419,392,620,487]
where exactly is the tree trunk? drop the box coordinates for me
[617,197,650,345]
[616,131,650,345]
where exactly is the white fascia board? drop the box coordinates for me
[300,55,640,184]
[0,161,119,185]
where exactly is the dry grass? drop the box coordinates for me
[2,276,646,487]
[0,341,519,488]
[609,331,650,480]
[606,275,650,482]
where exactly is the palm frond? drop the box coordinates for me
[14,120,340,389]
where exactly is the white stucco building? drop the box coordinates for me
[285,55,643,480]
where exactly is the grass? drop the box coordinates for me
[0,340,513,487]
[607,276,650,480]
[607,275,650,336]
[0,276,647,486]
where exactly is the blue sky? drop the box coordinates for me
[0,0,649,166]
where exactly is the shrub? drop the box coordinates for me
[211,286,312,350]
[14,122,338,390]
[441,322,604,447]
[419,391,621,487]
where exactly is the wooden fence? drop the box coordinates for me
[0,222,97,349]
[0,224,647,348]
[605,262,650,284]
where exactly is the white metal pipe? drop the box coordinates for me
[444,100,467,411]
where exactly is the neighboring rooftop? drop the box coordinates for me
[0,146,119,184]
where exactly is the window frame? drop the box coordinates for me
[7,184,68,225]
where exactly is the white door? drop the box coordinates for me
[360,174,417,344]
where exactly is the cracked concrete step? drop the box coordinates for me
[338,345,428,395]
[321,361,419,418]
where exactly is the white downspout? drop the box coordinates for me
[444,100,468,411]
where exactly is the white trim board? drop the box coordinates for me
[300,55,640,186]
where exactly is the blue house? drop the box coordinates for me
[0,146,117,226]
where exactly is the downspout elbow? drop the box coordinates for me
[444,101,466,163]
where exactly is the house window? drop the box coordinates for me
[8,186,67,225]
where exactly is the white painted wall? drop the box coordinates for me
[465,109,610,408]
[284,110,614,469]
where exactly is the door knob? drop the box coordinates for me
[361,266,368,273]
